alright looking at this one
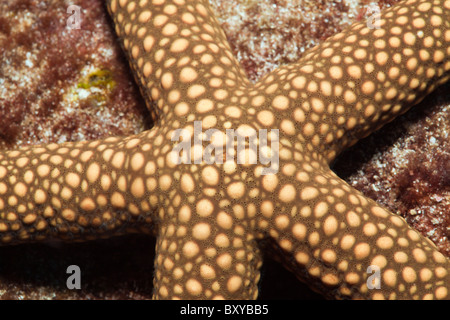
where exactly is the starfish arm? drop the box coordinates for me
[259,163,449,299]
[0,127,166,244]
[106,0,250,122]
[153,211,263,299]
[254,0,450,163]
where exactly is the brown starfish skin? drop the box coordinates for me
[0,0,449,299]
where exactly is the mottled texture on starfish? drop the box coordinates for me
[0,0,449,299]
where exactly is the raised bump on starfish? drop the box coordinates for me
[0,0,449,299]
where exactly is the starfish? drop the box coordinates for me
[0,0,449,300]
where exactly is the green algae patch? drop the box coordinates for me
[77,68,116,91]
